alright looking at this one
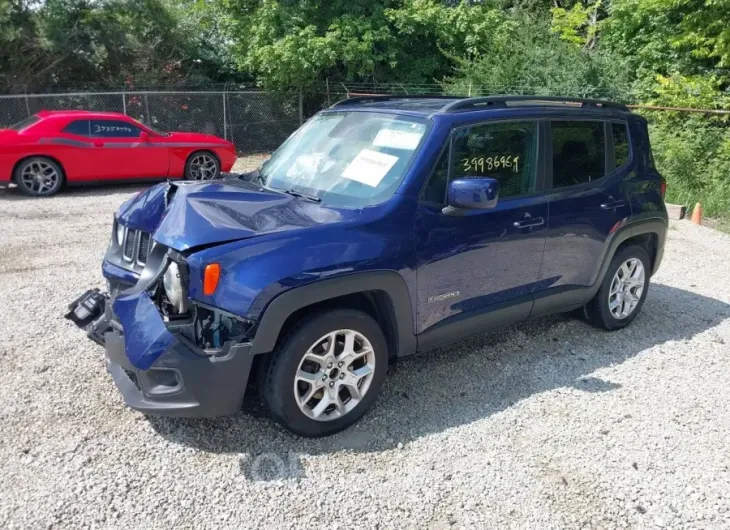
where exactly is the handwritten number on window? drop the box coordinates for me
[461,156,520,174]
[94,124,134,134]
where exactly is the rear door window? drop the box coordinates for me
[89,120,141,138]
[63,120,91,136]
[551,121,605,188]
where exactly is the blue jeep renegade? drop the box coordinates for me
[67,96,668,437]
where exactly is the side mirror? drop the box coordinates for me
[443,177,499,215]
[139,131,149,142]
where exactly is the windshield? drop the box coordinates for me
[258,111,429,208]
[10,115,40,131]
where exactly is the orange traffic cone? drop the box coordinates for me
[691,202,702,225]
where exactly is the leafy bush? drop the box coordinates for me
[648,116,730,218]
[442,16,631,100]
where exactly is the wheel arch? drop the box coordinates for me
[614,231,659,275]
[592,217,666,288]
[12,154,67,184]
[616,217,666,277]
[184,149,220,173]
[249,271,416,359]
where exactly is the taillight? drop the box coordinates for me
[203,263,221,296]
[660,181,667,198]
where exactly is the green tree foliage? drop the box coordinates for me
[550,1,603,48]
[444,15,630,99]
[0,0,233,91]
[600,0,730,218]
[220,0,515,88]
[649,116,730,216]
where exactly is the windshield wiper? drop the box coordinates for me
[282,188,322,203]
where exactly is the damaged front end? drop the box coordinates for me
[66,239,257,418]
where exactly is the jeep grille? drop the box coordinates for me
[122,228,152,265]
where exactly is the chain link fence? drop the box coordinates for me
[2,84,726,155]
[0,90,310,154]
[0,84,646,156]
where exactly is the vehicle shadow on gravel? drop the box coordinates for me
[149,282,730,480]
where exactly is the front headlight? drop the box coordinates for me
[115,221,125,246]
[163,261,188,314]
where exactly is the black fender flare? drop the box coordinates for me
[249,271,417,357]
[627,216,668,276]
[596,216,667,284]
[588,216,668,290]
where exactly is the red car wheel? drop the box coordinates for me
[185,151,220,180]
[14,157,65,197]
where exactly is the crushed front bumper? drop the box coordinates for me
[66,289,254,418]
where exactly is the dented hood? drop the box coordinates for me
[116,180,359,251]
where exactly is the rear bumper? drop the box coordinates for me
[68,290,254,418]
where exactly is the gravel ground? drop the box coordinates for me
[1,170,730,528]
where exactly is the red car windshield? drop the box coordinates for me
[10,115,40,131]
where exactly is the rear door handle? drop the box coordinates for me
[600,200,627,210]
[514,217,545,228]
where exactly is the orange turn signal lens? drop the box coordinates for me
[203,263,221,296]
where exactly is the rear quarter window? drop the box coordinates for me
[10,115,40,131]
[63,120,91,136]
[612,122,630,168]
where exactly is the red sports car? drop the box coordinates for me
[0,110,237,196]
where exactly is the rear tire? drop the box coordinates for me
[184,151,220,180]
[259,309,389,437]
[584,245,650,331]
[13,157,64,197]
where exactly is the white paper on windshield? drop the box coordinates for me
[342,149,399,187]
[373,128,423,150]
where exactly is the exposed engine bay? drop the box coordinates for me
[153,258,253,351]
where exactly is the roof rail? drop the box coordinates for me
[438,95,628,113]
[330,94,458,108]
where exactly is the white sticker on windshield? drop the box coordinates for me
[373,128,423,150]
[342,149,399,187]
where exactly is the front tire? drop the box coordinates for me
[584,245,651,331]
[14,157,64,197]
[259,309,389,437]
[184,151,220,180]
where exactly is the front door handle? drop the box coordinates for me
[514,217,545,229]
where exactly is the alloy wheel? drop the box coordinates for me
[189,154,218,180]
[20,160,59,195]
[294,329,376,422]
[608,258,645,319]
